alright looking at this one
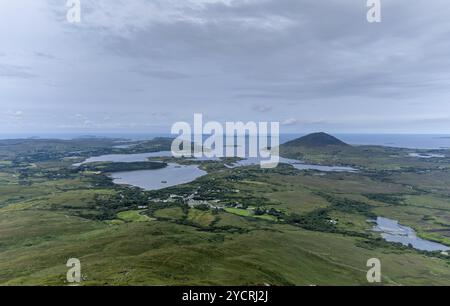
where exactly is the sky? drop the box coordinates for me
[1,0,450,135]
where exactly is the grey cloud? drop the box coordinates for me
[252,104,272,113]
[281,118,299,126]
[0,64,36,79]
[1,0,450,133]
[34,52,57,60]
[135,68,190,80]
[92,0,450,100]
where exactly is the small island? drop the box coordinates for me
[78,161,168,173]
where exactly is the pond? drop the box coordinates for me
[110,163,207,191]
[229,157,357,172]
[373,217,450,252]
[408,153,445,159]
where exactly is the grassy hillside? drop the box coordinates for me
[283,132,350,148]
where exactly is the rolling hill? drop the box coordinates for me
[283,132,350,148]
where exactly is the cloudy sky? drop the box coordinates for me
[1,0,450,134]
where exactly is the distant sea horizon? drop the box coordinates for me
[0,132,450,150]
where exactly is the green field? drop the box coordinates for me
[117,210,154,222]
[224,207,278,221]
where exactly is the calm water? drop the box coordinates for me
[113,144,137,149]
[373,217,450,252]
[277,134,450,149]
[408,153,446,158]
[229,157,357,172]
[335,134,450,150]
[110,163,206,191]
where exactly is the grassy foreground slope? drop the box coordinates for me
[1,206,450,285]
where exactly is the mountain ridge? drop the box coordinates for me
[283,132,350,148]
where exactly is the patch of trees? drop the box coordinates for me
[315,192,376,218]
[363,193,405,206]
[195,204,210,211]
[355,237,410,251]
[89,188,150,220]
[266,208,284,218]
[285,209,336,232]
[87,173,115,188]
[253,207,266,216]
